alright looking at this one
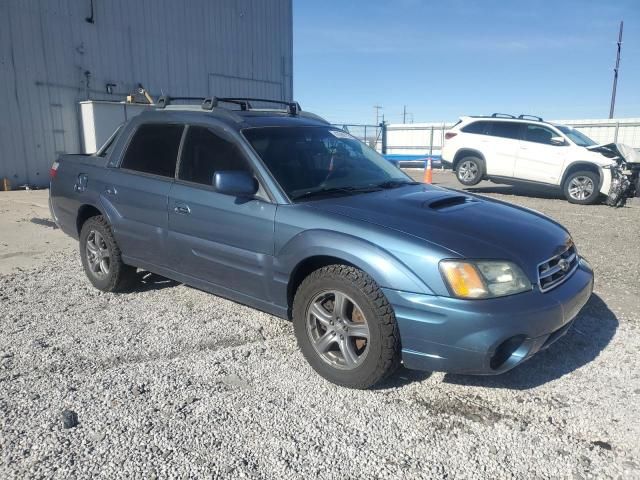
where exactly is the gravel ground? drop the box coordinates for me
[1,176,639,479]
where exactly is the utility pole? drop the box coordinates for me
[403,105,407,124]
[374,105,383,125]
[609,21,623,119]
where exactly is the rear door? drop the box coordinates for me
[167,125,276,300]
[104,123,184,267]
[483,121,522,177]
[515,124,567,184]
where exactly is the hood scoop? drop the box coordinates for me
[425,194,478,211]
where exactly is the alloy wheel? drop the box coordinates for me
[306,290,370,370]
[568,176,594,201]
[85,230,110,277]
[458,160,479,182]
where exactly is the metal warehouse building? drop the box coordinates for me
[0,0,293,187]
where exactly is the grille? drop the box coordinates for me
[537,242,579,292]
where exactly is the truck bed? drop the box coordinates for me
[49,154,110,239]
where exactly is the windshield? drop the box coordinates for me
[243,126,413,201]
[555,125,597,147]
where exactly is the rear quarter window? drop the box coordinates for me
[121,124,184,177]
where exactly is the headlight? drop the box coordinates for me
[439,260,531,299]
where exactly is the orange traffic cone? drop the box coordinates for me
[422,157,433,184]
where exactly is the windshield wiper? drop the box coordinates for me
[291,180,418,202]
[291,185,382,202]
[375,180,421,189]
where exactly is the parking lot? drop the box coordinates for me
[1,173,639,479]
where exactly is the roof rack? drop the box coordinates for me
[518,114,544,121]
[207,97,301,115]
[488,113,545,122]
[157,95,302,116]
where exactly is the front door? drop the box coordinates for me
[167,125,276,301]
[516,124,567,184]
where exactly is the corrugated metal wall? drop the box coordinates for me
[0,0,293,187]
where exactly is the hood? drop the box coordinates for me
[587,143,640,165]
[308,185,572,280]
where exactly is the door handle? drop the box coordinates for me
[174,204,191,215]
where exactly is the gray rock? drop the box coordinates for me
[61,410,79,429]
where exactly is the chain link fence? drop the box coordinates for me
[332,123,383,151]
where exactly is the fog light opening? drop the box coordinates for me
[490,335,527,370]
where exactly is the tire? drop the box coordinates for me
[79,215,137,292]
[292,265,400,389]
[563,171,600,205]
[455,156,484,186]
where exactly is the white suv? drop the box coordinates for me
[441,114,615,204]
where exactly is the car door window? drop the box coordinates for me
[178,126,252,187]
[523,125,557,145]
[461,121,491,135]
[489,122,521,140]
[121,124,184,177]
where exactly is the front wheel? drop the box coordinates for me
[292,265,400,389]
[564,171,600,205]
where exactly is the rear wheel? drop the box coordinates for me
[292,265,400,389]
[456,156,484,186]
[564,171,600,205]
[79,216,137,292]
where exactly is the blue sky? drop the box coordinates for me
[293,0,640,125]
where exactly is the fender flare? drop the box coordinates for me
[561,161,606,193]
[452,149,486,171]
[74,197,111,239]
[276,229,434,297]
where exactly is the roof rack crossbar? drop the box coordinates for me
[213,97,301,115]
[156,96,209,109]
[157,94,303,116]
[491,113,516,119]
[518,114,544,121]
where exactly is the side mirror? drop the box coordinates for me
[214,170,259,197]
[550,136,566,146]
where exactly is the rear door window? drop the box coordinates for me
[488,122,522,140]
[461,121,491,135]
[121,124,184,177]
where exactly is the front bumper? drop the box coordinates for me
[384,258,594,375]
[599,166,613,195]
